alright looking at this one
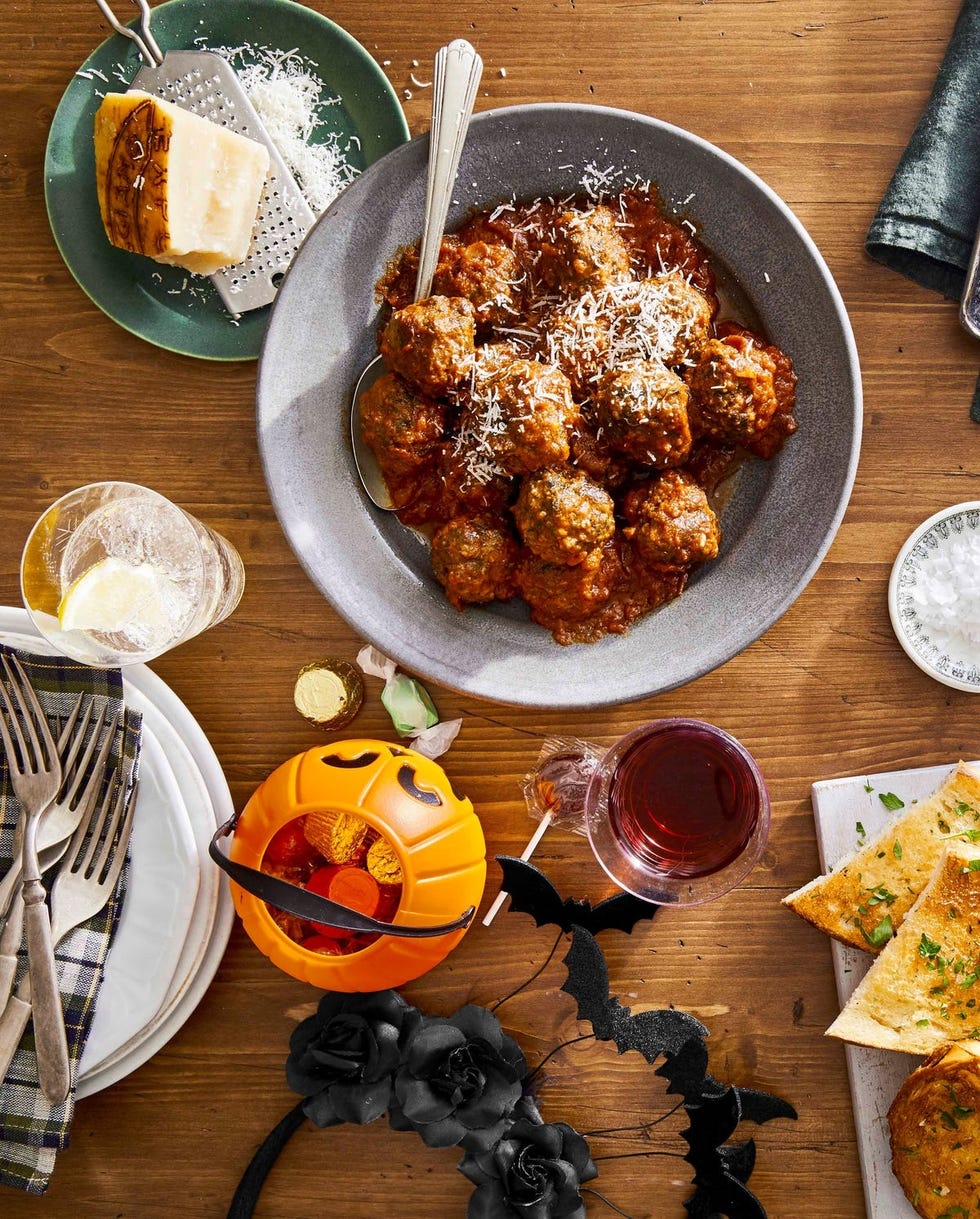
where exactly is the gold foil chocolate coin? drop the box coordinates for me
[294,659,364,730]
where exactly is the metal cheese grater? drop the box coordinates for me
[94,0,315,317]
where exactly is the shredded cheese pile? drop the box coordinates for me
[205,42,360,216]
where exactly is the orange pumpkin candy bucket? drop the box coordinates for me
[209,740,486,991]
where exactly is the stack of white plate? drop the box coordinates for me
[0,607,235,1098]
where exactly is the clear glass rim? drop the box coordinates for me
[20,481,211,667]
[585,718,771,907]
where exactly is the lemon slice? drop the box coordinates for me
[58,557,170,637]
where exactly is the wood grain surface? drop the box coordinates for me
[1,1,977,1216]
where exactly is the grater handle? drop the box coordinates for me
[94,0,164,69]
[414,39,483,302]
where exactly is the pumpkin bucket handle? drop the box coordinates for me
[209,816,476,939]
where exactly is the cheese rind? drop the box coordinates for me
[94,90,270,275]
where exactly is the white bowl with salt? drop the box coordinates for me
[889,500,980,692]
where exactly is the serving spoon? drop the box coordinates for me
[350,38,483,510]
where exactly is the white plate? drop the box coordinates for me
[78,697,222,1082]
[888,500,980,693]
[810,760,975,1219]
[0,607,234,1096]
[79,718,200,1074]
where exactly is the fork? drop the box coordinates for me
[0,769,135,1098]
[0,699,120,1002]
[0,696,117,926]
[0,654,66,1103]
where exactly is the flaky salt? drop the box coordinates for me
[911,533,980,649]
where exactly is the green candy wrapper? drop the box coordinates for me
[380,673,439,736]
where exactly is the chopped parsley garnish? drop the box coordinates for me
[863,782,873,794]
[879,791,905,811]
[855,821,866,841]
[919,934,942,960]
[866,884,898,907]
[893,840,903,859]
[860,916,894,948]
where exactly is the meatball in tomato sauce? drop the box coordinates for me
[380,296,476,397]
[623,469,720,567]
[594,358,692,468]
[536,205,631,294]
[457,355,578,477]
[431,516,519,609]
[513,466,615,567]
[686,335,778,446]
[434,239,524,328]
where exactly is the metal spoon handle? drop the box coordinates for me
[414,39,483,302]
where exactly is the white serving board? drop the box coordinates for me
[810,760,978,1219]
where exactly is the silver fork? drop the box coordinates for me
[0,696,117,925]
[0,769,135,1096]
[0,655,66,1103]
[0,700,120,1002]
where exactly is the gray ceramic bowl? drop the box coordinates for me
[257,104,862,709]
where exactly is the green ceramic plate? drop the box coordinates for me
[44,0,408,361]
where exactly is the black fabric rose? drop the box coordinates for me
[459,1118,598,1219]
[286,990,419,1128]
[389,1004,527,1151]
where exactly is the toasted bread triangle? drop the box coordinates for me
[783,764,980,951]
[826,843,980,1053]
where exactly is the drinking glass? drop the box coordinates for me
[523,719,770,908]
[21,482,245,667]
[585,720,771,905]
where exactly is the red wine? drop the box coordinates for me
[607,723,761,880]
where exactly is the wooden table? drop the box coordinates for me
[1,1,977,1215]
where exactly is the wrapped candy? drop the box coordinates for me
[356,645,461,759]
[484,737,604,927]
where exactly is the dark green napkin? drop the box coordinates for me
[865,0,980,301]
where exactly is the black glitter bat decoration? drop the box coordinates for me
[560,928,797,1219]
[681,1088,796,1219]
[561,926,708,1061]
[496,856,659,935]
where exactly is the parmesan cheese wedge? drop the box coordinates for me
[94,91,270,275]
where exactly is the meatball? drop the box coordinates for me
[433,240,523,328]
[359,373,445,477]
[593,358,692,467]
[535,301,611,399]
[513,466,615,566]
[456,356,578,476]
[380,296,476,397]
[629,272,714,366]
[516,542,620,626]
[430,516,519,609]
[569,425,633,489]
[623,470,720,567]
[537,205,631,294]
[686,335,778,446]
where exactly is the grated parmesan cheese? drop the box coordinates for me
[201,41,360,216]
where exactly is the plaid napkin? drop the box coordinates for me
[865,0,980,301]
[0,645,141,1195]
